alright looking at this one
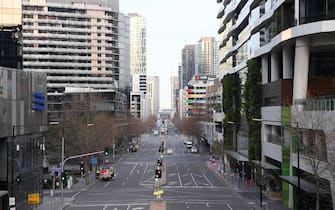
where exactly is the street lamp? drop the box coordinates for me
[252,118,300,208]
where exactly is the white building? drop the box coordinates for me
[147,76,160,117]
[129,13,146,75]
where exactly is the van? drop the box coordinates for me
[186,141,193,148]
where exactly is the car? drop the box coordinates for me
[191,146,197,153]
[99,167,114,181]
[183,139,187,144]
[166,149,173,155]
[186,141,193,148]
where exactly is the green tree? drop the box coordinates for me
[222,73,241,150]
[244,58,262,160]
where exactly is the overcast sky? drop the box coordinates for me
[120,0,219,109]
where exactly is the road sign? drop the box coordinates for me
[153,190,164,196]
[9,197,15,206]
[91,157,97,165]
[28,193,41,204]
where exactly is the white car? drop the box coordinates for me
[191,147,197,153]
[186,141,193,148]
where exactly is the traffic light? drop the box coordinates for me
[32,91,46,111]
[155,169,162,178]
[80,161,85,172]
[104,147,110,156]
[157,159,162,166]
[61,172,66,184]
[16,174,22,184]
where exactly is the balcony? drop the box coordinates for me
[262,79,293,106]
[267,134,281,145]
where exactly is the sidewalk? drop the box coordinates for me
[34,173,98,210]
[207,161,292,210]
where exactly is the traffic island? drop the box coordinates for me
[159,162,166,186]
[150,200,166,210]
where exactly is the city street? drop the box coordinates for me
[65,130,253,210]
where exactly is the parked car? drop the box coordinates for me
[99,167,114,181]
[191,146,198,153]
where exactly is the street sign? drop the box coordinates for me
[9,197,15,206]
[153,190,164,196]
[91,157,97,165]
[28,193,41,204]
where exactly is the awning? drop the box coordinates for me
[225,150,248,162]
[0,191,8,197]
[279,176,316,193]
[251,160,280,170]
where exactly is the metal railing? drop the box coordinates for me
[267,134,281,145]
[304,96,335,111]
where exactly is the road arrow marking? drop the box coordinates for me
[168,173,176,177]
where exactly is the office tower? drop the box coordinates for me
[181,45,195,89]
[129,13,146,75]
[147,76,160,116]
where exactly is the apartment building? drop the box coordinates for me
[217,0,335,209]
[20,0,128,121]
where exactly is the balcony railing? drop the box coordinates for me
[303,95,335,111]
[267,134,282,145]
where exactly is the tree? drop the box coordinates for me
[291,107,335,210]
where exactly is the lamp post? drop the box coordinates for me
[252,118,300,208]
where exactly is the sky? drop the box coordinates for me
[120,0,219,109]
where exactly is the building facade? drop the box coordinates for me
[129,13,146,75]
[147,76,159,117]
[217,0,335,209]
[181,45,196,89]
[0,67,48,210]
[170,75,179,112]
[19,0,128,122]
[195,37,220,76]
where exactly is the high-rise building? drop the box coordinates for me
[129,13,146,75]
[218,0,335,209]
[17,0,128,121]
[147,76,160,116]
[129,13,147,119]
[195,37,219,75]
[170,75,179,111]
[181,45,195,89]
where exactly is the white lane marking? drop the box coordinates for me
[130,163,138,175]
[202,173,214,188]
[190,173,198,187]
[102,205,108,210]
[186,202,189,208]
[104,181,111,188]
[227,203,233,210]
[184,181,193,186]
[176,166,183,187]
[122,183,125,186]
[137,170,140,174]
[126,204,131,210]
[181,174,189,177]
[206,203,210,208]
[132,208,144,210]
[71,191,80,199]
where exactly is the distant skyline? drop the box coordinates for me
[120,0,219,109]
